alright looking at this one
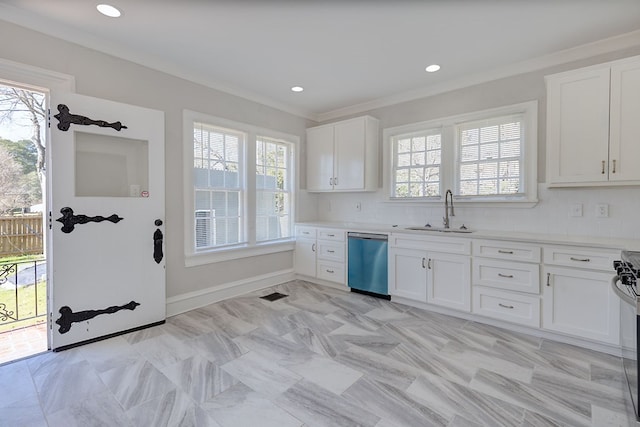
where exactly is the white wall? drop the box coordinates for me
[315,46,640,240]
[0,20,318,299]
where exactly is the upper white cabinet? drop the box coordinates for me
[546,55,640,186]
[306,115,379,192]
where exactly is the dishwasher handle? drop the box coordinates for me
[347,232,388,241]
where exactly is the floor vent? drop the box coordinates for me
[260,292,288,302]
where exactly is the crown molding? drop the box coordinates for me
[316,29,640,122]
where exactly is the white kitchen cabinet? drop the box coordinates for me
[427,252,471,312]
[389,233,471,311]
[306,115,379,192]
[389,247,428,302]
[542,245,620,345]
[546,55,640,186]
[294,225,346,285]
[472,240,542,327]
[294,226,316,278]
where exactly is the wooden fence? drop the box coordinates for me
[0,215,44,257]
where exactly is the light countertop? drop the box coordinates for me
[296,221,640,251]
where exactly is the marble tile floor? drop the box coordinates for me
[0,279,636,427]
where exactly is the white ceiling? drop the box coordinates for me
[2,1,640,121]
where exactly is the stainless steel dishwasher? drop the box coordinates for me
[347,232,389,299]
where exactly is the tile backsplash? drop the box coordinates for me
[314,184,640,240]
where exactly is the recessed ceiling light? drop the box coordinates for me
[291,86,304,92]
[425,64,441,73]
[97,4,122,18]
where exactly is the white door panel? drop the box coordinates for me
[49,92,165,349]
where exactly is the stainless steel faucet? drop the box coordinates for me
[443,189,455,229]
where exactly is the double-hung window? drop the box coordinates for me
[256,137,292,242]
[457,115,524,197]
[392,130,442,198]
[193,122,245,249]
[386,101,537,204]
[185,110,297,265]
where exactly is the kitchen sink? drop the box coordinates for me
[405,226,472,233]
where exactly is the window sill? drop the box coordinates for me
[385,197,538,208]
[185,239,295,267]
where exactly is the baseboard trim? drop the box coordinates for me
[166,269,295,317]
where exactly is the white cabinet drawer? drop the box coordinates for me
[473,286,540,328]
[296,226,316,239]
[317,241,345,262]
[390,233,471,255]
[318,228,345,242]
[473,240,541,263]
[543,245,619,271]
[473,258,540,294]
[316,260,345,284]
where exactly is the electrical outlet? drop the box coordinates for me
[569,203,583,217]
[355,202,362,212]
[596,203,609,218]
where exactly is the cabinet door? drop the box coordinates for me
[294,238,316,277]
[546,67,611,184]
[389,247,427,302]
[609,58,640,182]
[334,118,366,190]
[542,267,619,345]
[307,125,334,191]
[427,252,471,312]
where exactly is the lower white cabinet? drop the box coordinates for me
[542,266,619,345]
[389,247,427,302]
[294,226,346,285]
[388,238,471,312]
[473,286,541,328]
[294,237,316,278]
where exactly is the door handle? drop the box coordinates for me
[153,220,163,264]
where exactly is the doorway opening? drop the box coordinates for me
[0,82,48,364]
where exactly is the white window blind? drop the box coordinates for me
[193,122,245,249]
[457,115,524,197]
[256,137,292,242]
[392,130,442,198]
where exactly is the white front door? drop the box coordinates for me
[48,92,165,350]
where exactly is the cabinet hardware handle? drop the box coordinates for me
[422,258,426,269]
[498,250,514,254]
[570,257,590,262]
[334,177,338,186]
[312,244,316,252]
[329,177,333,186]
[327,234,335,237]
[612,159,616,174]
[498,303,514,309]
[498,273,514,278]
[327,250,335,253]
[546,272,551,287]
[302,231,309,235]
[326,269,334,274]
[601,160,605,174]
[428,258,432,269]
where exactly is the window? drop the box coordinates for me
[457,115,523,197]
[193,122,245,249]
[385,101,537,205]
[256,137,292,242]
[184,110,297,265]
[392,130,442,198]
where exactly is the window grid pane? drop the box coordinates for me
[393,131,441,198]
[457,118,523,197]
[193,122,245,250]
[256,137,292,242]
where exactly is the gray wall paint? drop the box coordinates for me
[0,20,316,298]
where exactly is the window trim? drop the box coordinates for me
[183,110,298,267]
[383,101,538,207]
